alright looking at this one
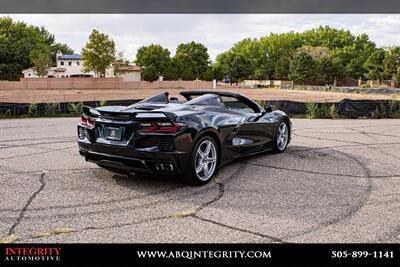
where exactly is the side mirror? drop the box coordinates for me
[264,104,273,113]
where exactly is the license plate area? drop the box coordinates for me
[104,126,124,141]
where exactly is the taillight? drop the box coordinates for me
[80,114,95,127]
[80,114,87,124]
[138,122,186,133]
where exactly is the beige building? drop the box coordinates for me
[22,51,141,80]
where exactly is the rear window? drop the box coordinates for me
[186,94,223,106]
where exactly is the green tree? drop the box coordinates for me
[113,51,131,78]
[201,64,224,81]
[383,46,400,81]
[174,41,210,79]
[163,57,178,80]
[259,32,303,79]
[135,44,171,81]
[29,44,52,77]
[219,52,252,83]
[364,49,387,82]
[0,17,46,80]
[293,46,342,84]
[0,17,74,80]
[289,52,316,83]
[81,29,116,77]
[315,57,335,84]
[214,25,380,82]
[141,65,159,81]
[274,56,290,80]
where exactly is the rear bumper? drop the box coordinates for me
[78,141,191,175]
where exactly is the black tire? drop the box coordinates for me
[273,121,289,153]
[181,136,219,186]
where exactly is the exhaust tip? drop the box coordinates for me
[155,163,164,171]
[154,163,174,172]
[165,164,174,172]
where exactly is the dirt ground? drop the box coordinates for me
[0,87,395,103]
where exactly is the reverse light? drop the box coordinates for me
[78,126,86,139]
[138,122,186,133]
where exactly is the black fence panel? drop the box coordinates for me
[1,99,399,118]
[337,99,384,119]
[256,99,399,118]
[0,100,141,117]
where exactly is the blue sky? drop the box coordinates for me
[4,14,400,61]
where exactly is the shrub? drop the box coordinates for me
[328,104,339,119]
[45,102,61,117]
[305,102,319,119]
[0,109,12,119]
[371,100,400,119]
[68,102,84,116]
[98,100,107,107]
[306,103,339,119]
[27,103,38,117]
[360,83,370,88]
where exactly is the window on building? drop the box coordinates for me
[68,62,72,66]
[77,61,80,66]
[61,61,64,66]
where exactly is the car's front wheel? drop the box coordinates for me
[183,136,218,185]
[273,121,289,153]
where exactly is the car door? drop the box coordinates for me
[221,96,274,155]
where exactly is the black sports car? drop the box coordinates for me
[77,91,291,185]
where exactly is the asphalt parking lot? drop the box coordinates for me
[0,118,399,243]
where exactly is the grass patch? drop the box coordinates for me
[371,99,400,118]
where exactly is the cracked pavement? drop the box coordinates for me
[0,118,399,243]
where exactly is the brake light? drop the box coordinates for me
[138,122,186,133]
[80,114,87,124]
[80,114,95,126]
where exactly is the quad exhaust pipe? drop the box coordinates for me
[155,163,174,172]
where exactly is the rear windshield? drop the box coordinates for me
[186,94,223,106]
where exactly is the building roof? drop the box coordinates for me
[113,63,141,72]
[60,54,81,60]
[22,68,33,73]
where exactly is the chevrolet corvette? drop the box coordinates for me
[77,91,291,185]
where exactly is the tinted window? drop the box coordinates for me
[186,94,223,107]
[221,96,255,113]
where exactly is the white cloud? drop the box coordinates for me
[2,14,400,61]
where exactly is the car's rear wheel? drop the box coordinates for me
[182,136,218,185]
[273,121,289,153]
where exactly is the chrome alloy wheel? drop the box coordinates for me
[277,122,289,151]
[195,139,217,181]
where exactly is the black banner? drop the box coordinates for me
[1,243,399,266]
[0,0,400,13]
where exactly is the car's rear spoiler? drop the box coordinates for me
[82,106,177,122]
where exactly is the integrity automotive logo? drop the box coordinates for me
[3,247,62,263]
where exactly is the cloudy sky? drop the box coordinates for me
[4,14,400,61]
